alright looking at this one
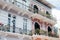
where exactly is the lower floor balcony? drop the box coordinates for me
[0,25,59,38]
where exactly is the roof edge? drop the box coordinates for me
[37,0,55,8]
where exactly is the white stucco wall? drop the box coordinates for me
[0,9,32,34]
[3,0,51,14]
[15,0,30,10]
[0,10,8,25]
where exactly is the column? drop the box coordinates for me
[44,22,48,36]
[32,21,35,35]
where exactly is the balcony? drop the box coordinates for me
[0,0,56,24]
[0,24,32,35]
[34,29,59,38]
[0,24,59,38]
[38,11,56,21]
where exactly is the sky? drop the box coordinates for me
[46,0,60,28]
[46,0,60,10]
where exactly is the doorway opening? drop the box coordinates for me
[34,22,40,34]
[34,5,38,13]
[48,26,52,36]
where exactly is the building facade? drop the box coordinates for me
[0,0,59,40]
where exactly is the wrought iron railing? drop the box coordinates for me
[0,25,32,35]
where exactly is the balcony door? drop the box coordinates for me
[48,26,52,36]
[34,22,40,35]
[34,5,38,13]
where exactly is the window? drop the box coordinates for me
[46,11,50,15]
[8,18,10,25]
[8,14,11,17]
[19,28,23,34]
[46,11,51,18]
[12,20,16,33]
[48,26,52,36]
[13,15,16,19]
[23,18,27,34]
[34,5,38,13]
[8,14,11,32]
[8,18,10,32]
[0,23,4,31]
[11,0,16,4]
[12,15,16,33]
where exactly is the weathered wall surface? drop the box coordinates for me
[32,35,60,40]
[0,31,60,40]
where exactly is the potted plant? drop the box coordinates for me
[35,29,40,35]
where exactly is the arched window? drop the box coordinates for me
[35,22,40,29]
[46,11,51,18]
[34,5,38,13]
[46,11,50,15]
[48,26,52,36]
[34,22,40,34]
[48,26,52,32]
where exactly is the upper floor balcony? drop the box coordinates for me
[0,0,56,24]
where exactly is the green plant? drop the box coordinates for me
[40,30,47,35]
[46,14,51,19]
[35,29,40,35]
[48,32,52,36]
[35,29,47,35]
